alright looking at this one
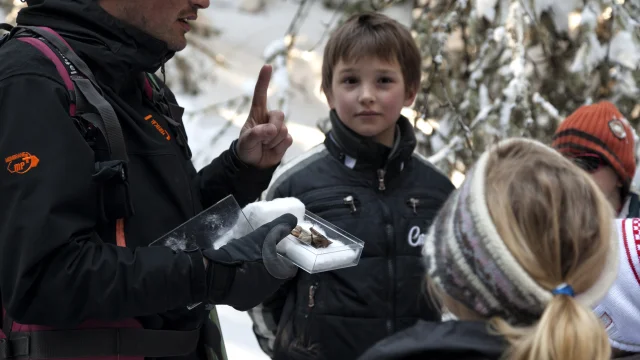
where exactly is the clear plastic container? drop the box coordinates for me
[150,196,365,276]
[276,210,365,274]
[149,195,254,310]
[149,194,254,252]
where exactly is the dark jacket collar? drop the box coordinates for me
[324,109,417,174]
[17,0,174,93]
[358,321,506,360]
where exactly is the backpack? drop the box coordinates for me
[0,24,206,360]
[1,23,141,231]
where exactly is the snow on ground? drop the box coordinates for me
[216,305,269,359]
[178,2,412,359]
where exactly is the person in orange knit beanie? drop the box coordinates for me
[552,101,639,217]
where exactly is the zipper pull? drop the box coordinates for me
[407,198,420,215]
[343,195,357,213]
[377,169,386,191]
[308,285,317,308]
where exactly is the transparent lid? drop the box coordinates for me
[149,195,254,251]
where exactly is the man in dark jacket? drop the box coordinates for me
[248,13,455,360]
[0,0,298,359]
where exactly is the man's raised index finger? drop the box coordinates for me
[250,64,273,114]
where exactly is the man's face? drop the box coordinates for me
[325,56,416,147]
[99,0,210,51]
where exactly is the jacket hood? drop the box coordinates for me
[17,0,174,91]
[325,109,417,172]
[358,321,506,360]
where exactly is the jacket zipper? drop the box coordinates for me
[377,168,386,191]
[308,284,317,308]
[180,164,197,216]
[375,159,394,333]
[146,96,197,216]
[376,195,395,334]
[385,212,395,334]
[308,198,357,214]
[303,283,318,345]
[343,195,357,213]
[407,197,420,215]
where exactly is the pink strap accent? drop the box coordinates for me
[143,77,153,100]
[17,37,77,116]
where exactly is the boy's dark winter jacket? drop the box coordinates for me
[250,110,455,360]
[357,320,507,360]
[0,1,274,359]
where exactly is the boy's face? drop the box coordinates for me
[326,57,417,147]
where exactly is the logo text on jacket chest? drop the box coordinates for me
[144,114,171,141]
[408,226,426,247]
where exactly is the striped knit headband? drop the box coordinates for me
[423,137,619,325]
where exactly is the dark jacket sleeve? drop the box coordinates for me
[0,74,207,327]
[247,182,294,356]
[150,73,276,209]
[195,141,277,209]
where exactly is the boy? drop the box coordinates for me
[552,101,640,217]
[248,12,455,360]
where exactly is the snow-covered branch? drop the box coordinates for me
[426,135,464,165]
[409,0,640,176]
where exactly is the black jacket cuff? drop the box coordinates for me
[186,250,208,303]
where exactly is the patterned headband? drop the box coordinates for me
[422,137,619,324]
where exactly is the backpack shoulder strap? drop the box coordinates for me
[14,26,128,164]
[3,25,74,112]
[15,34,76,115]
[8,26,134,230]
[142,73,154,100]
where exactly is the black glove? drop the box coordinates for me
[203,213,298,311]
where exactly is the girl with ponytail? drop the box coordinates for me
[358,138,619,360]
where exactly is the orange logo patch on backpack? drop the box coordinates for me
[5,152,40,174]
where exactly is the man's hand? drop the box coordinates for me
[236,65,293,169]
[202,214,299,311]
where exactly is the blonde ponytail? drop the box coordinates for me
[493,295,610,360]
[422,139,616,360]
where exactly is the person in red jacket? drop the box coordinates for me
[0,1,298,360]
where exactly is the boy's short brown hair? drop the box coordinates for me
[321,12,421,96]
